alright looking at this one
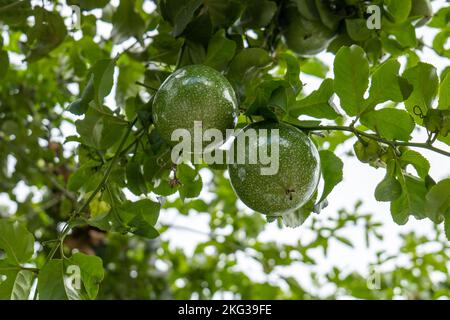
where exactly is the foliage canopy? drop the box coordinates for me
[0,0,449,299]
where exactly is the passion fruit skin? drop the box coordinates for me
[152,65,238,149]
[228,121,321,216]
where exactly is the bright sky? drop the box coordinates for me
[1,0,449,299]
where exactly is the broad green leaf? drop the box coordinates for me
[0,220,34,265]
[11,270,34,300]
[0,268,34,300]
[75,106,128,150]
[318,150,343,204]
[334,45,369,116]
[367,59,412,106]
[111,0,146,43]
[228,48,272,83]
[433,29,450,58]
[203,0,242,27]
[300,57,329,78]
[240,0,277,28]
[375,160,402,202]
[403,63,439,121]
[68,253,104,300]
[425,179,450,224]
[126,159,147,196]
[91,58,116,106]
[173,0,203,37]
[178,163,203,199]
[68,75,95,115]
[38,260,81,300]
[391,174,427,225]
[0,49,8,78]
[118,199,160,238]
[290,79,339,120]
[116,57,145,105]
[279,53,302,94]
[67,160,102,192]
[27,7,67,62]
[204,29,236,71]
[399,150,430,179]
[345,19,372,41]
[361,108,414,141]
[438,73,450,110]
[428,7,450,28]
[385,0,412,22]
[0,0,32,26]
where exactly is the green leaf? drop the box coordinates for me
[375,160,402,202]
[174,0,203,37]
[178,163,203,199]
[279,53,302,94]
[425,179,450,224]
[445,214,450,240]
[204,29,236,71]
[118,199,160,238]
[111,0,146,43]
[334,45,369,116]
[367,59,412,106]
[300,57,328,79]
[391,174,427,225]
[428,6,450,28]
[0,49,8,79]
[11,270,34,300]
[360,108,415,141]
[240,0,277,28]
[399,150,430,179]
[68,253,104,300]
[0,268,34,300]
[403,62,439,121]
[385,0,412,22]
[67,160,102,193]
[27,7,67,62]
[203,0,242,27]
[75,106,128,150]
[290,79,339,120]
[68,75,95,115]
[38,259,81,300]
[91,58,116,106]
[228,48,272,83]
[126,159,147,196]
[0,220,34,265]
[438,72,450,110]
[432,29,450,58]
[318,150,343,204]
[345,19,372,41]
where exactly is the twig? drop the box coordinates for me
[293,125,450,158]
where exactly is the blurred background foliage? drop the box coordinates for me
[0,0,449,299]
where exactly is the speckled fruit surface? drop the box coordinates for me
[152,65,238,149]
[228,121,321,216]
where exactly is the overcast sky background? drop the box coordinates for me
[1,0,449,298]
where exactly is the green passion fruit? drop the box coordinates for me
[228,121,321,216]
[152,65,239,151]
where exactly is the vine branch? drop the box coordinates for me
[294,124,450,158]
